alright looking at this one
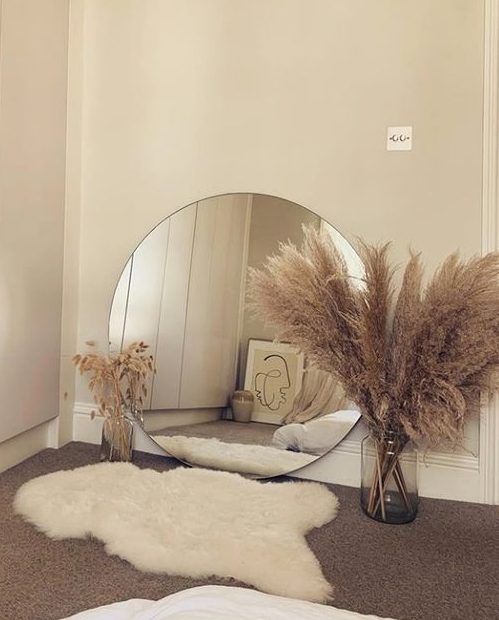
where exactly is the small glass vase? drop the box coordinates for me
[361,431,418,524]
[100,416,134,462]
[126,404,144,429]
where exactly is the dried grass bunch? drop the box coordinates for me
[73,341,154,422]
[248,225,499,449]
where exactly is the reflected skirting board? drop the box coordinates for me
[72,403,481,502]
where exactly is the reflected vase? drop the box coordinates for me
[100,416,134,462]
[360,431,418,524]
[231,390,254,423]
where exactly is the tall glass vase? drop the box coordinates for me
[361,431,418,524]
[100,416,134,462]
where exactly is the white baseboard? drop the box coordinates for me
[72,402,222,444]
[73,404,177,459]
[46,417,60,449]
[73,403,103,444]
[291,438,480,503]
[73,403,480,503]
[480,391,499,504]
[0,421,52,474]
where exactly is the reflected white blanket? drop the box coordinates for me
[273,410,361,455]
[154,435,316,475]
[63,585,396,620]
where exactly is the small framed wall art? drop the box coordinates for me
[244,339,304,423]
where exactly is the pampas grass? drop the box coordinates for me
[248,225,499,449]
[249,226,499,521]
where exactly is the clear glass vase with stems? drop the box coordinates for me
[100,415,134,462]
[126,403,144,429]
[361,430,418,524]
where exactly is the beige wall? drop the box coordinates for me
[67,0,484,458]
[0,0,69,445]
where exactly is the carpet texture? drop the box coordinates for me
[151,420,278,445]
[0,443,498,620]
[14,462,337,603]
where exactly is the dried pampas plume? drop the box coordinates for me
[247,225,499,448]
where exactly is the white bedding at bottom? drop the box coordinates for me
[62,585,395,620]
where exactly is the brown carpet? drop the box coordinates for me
[151,419,278,445]
[0,442,497,620]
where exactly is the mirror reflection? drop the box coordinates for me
[109,194,362,477]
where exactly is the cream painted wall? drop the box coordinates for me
[0,0,69,449]
[67,1,485,489]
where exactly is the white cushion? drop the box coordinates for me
[272,410,360,455]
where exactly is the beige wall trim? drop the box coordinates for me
[73,401,222,443]
[73,405,104,445]
[58,0,85,448]
[72,409,166,458]
[480,0,499,505]
[46,417,61,449]
[0,422,51,474]
[292,439,480,503]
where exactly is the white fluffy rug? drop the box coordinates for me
[153,435,316,476]
[14,463,338,602]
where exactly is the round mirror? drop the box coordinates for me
[109,193,362,477]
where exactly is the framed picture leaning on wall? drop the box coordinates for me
[244,339,304,424]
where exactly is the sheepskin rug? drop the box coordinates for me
[14,463,338,602]
[153,435,316,476]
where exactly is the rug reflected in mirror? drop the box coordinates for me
[13,463,338,602]
[153,435,316,476]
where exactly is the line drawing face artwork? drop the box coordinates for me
[254,354,291,411]
[244,340,304,422]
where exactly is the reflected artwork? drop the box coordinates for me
[244,340,304,423]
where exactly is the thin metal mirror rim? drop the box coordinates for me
[108,192,363,478]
